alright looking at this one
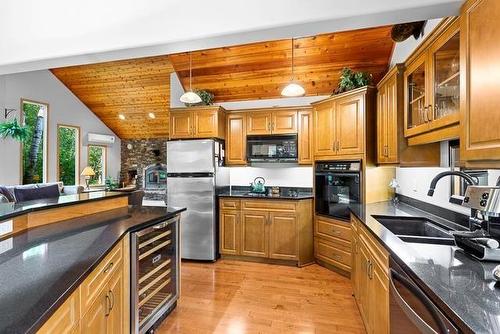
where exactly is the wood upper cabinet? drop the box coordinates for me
[460,0,500,163]
[226,113,247,165]
[298,109,313,165]
[246,109,297,135]
[268,212,298,260]
[335,93,364,155]
[220,209,240,255]
[247,111,272,135]
[312,87,373,159]
[241,210,269,258]
[403,17,460,145]
[170,106,226,140]
[170,111,193,139]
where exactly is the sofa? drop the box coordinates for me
[0,182,84,203]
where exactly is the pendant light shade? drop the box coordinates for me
[180,52,202,104]
[281,38,305,97]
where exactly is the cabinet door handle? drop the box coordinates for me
[103,262,114,274]
[332,254,342,261]
[427,104,433,121]
[109,289,115,311]
[331,229,341,236]
[105,293,111,317]
[368,261,374,280]
[423,107,429,123]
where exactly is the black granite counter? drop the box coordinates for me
[218,186,313,200]
[0,191,129,221]
[0,205,186,334]
[350,201,500,334]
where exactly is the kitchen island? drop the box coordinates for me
[0,192,185,334]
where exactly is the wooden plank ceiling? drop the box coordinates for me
[51,55,173,139]
[169,25,394,102]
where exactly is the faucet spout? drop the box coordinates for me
[427,171,477,197]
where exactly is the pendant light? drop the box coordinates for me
[281,38,305,97]
[180,52,202,104]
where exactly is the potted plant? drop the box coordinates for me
[0,118,29,142]
[334,68,372,95]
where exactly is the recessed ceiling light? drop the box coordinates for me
[118,114,125,120]
[148,112,156,119]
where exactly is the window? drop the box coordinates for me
[88,145,106,186]
[57,125,80,186]
[21,99,48,184]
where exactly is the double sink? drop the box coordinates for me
[373,215,465,245]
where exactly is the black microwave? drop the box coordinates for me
[246,135,298,162]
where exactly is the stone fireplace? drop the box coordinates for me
[120,139,168,202]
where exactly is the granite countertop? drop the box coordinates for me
[0,191,129,221]
[350,201,500,334]
[0,204,186,334]
[218,186,313,200]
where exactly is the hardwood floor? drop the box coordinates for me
[157,260,365,334]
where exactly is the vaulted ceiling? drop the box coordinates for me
[51,25,394,139]
[169,25,394,102]
[51,56,173,139]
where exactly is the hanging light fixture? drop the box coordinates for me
[281,38,305,97]
[180,52,202,104]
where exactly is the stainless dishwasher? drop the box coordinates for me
[131,215,180,334]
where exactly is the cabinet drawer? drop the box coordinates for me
[242,200,296,212]
[37,288,80,334]
[315,216,351,243]
[220,198,241,210]
[315,237,351,272]
[81,240,122,313]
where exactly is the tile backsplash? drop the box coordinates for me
[229,166,313,187]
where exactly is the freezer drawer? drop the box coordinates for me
[167,177,216,260]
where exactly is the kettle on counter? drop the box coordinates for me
[250,177,266,194]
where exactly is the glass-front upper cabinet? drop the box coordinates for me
[405,54,428,132]
[404,18,460,140]
[431,30,460,121]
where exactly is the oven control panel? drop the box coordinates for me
[316,161,361,172]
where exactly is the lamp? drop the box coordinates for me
[81,166,95,190]
[179,52,202,104]
[281,38,305,97]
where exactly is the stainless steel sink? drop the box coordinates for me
[372,215,457,245]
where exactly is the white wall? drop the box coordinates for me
[390,18,442,66]
[0,70,121,185]
[230,166,313,188]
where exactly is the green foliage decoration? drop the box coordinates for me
[184,89,215,106]
[0,118,29,142]
[334,68,372,94]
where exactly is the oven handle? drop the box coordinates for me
[389,268,448,334]
[315,172,360,177]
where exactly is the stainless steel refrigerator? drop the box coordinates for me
[166,139,229,261]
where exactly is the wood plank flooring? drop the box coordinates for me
[157,260,365,334]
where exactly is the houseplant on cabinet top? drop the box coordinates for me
[334,67,372,94]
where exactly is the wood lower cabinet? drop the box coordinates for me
[226,113,247,165]
[314,215,352,274]
[39,238,129,334]
[269,212,298,260]
[351,215,389,334]
[169,106,226,140]
[241,210,269,258]
[219,198,313,266]
[312,86,374,159]
[460,0,500,163]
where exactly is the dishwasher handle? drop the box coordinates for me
[389,268,449,334]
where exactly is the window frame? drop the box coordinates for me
[20,98,49,185]
[56,124,81,186]
[87,144,107,187]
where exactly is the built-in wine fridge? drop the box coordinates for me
[131,215,180,334]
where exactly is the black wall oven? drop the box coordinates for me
[315,161,361,221]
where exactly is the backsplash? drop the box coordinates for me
[229,166,313,187]
[396,167,500,215]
